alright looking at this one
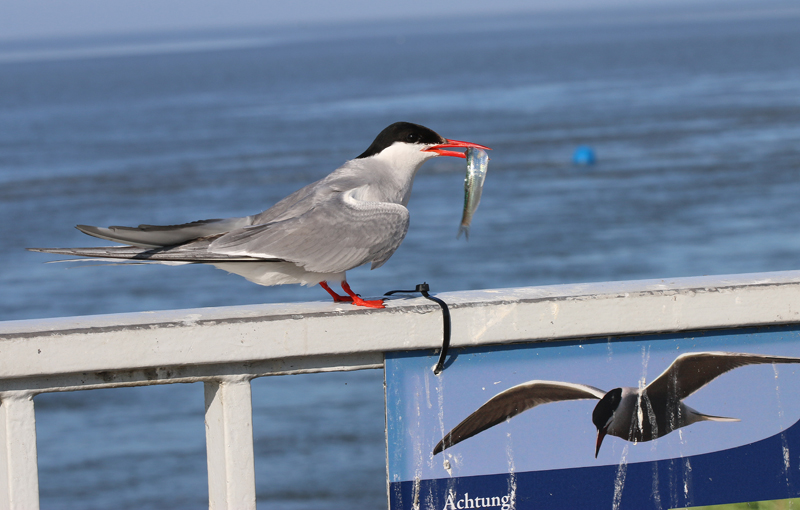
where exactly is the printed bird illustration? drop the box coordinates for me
[433,351,800,457]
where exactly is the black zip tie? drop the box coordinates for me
[385,283,451,375]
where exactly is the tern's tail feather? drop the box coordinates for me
[698,414,740,423]
[692,410,740,424]
[27,244,269,262]
[29,248,344,286]
[29,246,156,259]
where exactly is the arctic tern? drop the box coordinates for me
[433,351,800,457]
[29,122,490,308]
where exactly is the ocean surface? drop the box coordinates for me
[2,3,800,508]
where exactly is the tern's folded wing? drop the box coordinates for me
[76,217,253,248]
[433,381,605,455]
[209,189,410,274]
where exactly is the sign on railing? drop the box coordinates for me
[386,326,800,510]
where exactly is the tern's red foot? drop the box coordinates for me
[320,281,353,302]
[341,281,385,309]
[350,296,386,308]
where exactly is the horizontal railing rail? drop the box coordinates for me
[3,270,800,509]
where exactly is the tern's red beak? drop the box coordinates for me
[423,139,492,159]
[595,430,607,458]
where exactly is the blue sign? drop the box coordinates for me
[386,325,800,509]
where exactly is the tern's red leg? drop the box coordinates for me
[341,281,385,309]
[319,281,353,302]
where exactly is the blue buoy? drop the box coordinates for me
[572,146,596,166]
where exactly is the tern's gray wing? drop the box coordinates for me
[433,381,606,455]
[210,187,409,274]
[645,351,800,402]
[76,217,253,248]
[72,175,339,249]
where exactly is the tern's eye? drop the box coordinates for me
[406,133,419,143]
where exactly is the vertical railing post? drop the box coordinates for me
[204,378,257,510]
[0,392,40,510]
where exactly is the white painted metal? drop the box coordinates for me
[0,393,39,510]
[205,378,257,510]
[2,270,800,508]
[3,271,800,385]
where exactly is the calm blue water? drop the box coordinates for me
[2,5,800,509]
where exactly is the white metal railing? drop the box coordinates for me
[3,270,800,509]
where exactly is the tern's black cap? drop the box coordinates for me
[592,388,622,430]
[356,122,446,159]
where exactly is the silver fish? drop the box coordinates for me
[458,147,489,239]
